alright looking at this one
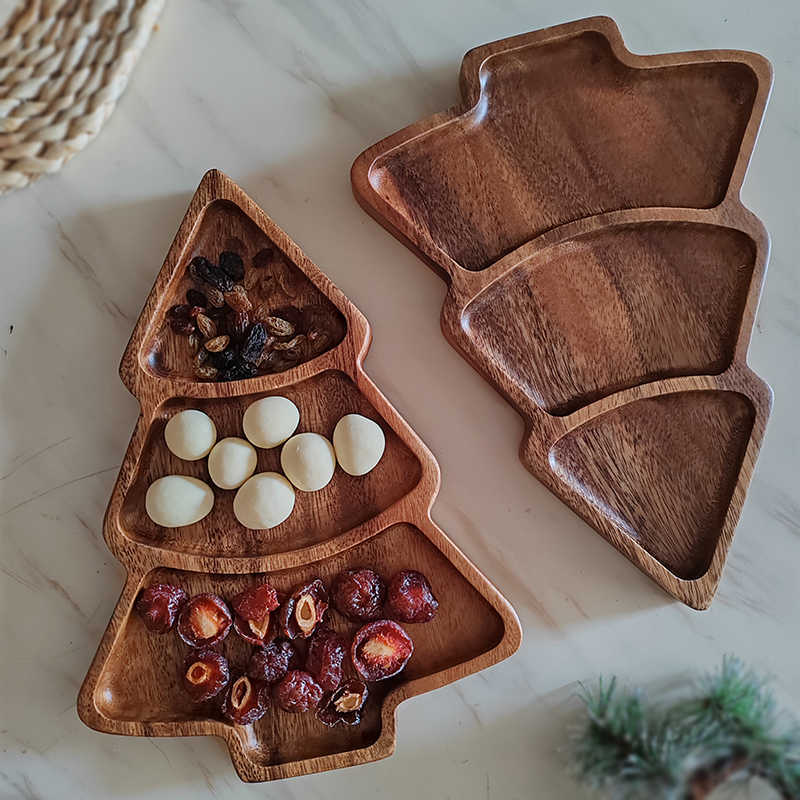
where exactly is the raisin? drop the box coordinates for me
[170,317,195,335]
[194,364,219,381]
[305,626,347,692]
[219,251,245,281]
[206,286,226,308]
[386,570,439,623]
[219,361,257,382]
[134,583,187,634]
[177,593,232,647]
[230,582,279,645]
[195,313,217,339]
[221,675,269,725]
[247,640,301,684]
[241,323,268,364]
[228,310,250,342]
[351,620,413,681]
[278,579,328,640]
[262,316,295,338]
[270,305,304,332]
[186,288,207,307]
[204,335,230,353]
[224,285,252,312]
[189,256,234,292]
[252,248,274,269]
[316,680,368,727]
[182,649,229,702]
[275,670,323,713]
[168,304,191,319]
[331,568,386,622]
[210,348,236,370]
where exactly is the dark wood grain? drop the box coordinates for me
[77,170,522,782]
[351,17,773,609]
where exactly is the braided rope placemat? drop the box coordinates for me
[0,0,164,194]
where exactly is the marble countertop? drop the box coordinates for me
[1,1,798,797]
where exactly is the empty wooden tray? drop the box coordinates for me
[351,16,773,609]
[77,170,521,781]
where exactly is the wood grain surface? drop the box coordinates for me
[77,170,522,782]
[351,16,773,609]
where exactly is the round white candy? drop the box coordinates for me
[333,414,386,476]
[280,432,336,492]
[164,409,217,461]
[234,472,295,529]
[207,437,258,490]
[145,475,214,527]
[242,396,300,449]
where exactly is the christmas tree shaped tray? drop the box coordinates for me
[351,16,773,609]
[77,170,521,782]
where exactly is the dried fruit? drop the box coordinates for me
[188,332,201,355]
[194,364,219,381]
[263,316,295,338]
[274,670,323,713]
[219,251,245,281]
[230,582,280,645]
[182,649,230,702]
[195,313,217,339]
[189,306,205,318]
[331,568,386,622]
[272,334,306,352]
[219,360,257,382]
[305,626,347,692]
[186,288,207,307]
[224,284,252,312]
[252,248,274,269]
[168,304,191,319]
[241,323,268,364]
[278,579,328,639]
[386,570,439,623]
[204,335,230,353]
[170,317,195,335]
[206,286,225,308]
[210,348,236,370]
[192,348,209,368]
[271,305,304,330]
[177,593,232,647]
[247,640,301,684]
[134,583,187,633]
[221,675,269,725]
[351,620,413,681]
[228,310,250,341]
[316,680,368,727]
[189,256,235,292]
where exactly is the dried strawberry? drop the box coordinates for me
[331,568,386,621]
[351,620,414,681]
[182,649,229,702]
[317,680,368,727]
[305,626,347,692]
[278,579,328,639]
[274,670,323,713]
[386,570,439,623]
[177,593,232,648]
[230,582,279,645]
[134,584,187,634]
[247,640,301,684]
[221,675,269,725]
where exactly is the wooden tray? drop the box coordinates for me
[77,170,522,781]
[351,16,773,609]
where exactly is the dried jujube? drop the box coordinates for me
[331,568,386,621]
[316,680,368,727]
[182,649,230,702]
[305,626,347,692]
[278,579,328,639]
[221,675,269,725]
[387,570,439,623]
[247,640,301,684]
[351,620,414,681]
[274,670,323,713]
[177,593,232,647]
[230,582,280,646]
[134,583,187,634]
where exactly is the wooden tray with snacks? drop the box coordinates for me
[77,170,522,782]
[351,16,773,610]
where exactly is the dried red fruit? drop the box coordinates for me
[278,579,328,639]
[186,288,207,307]
[316,680,368,727]
[305,626,347,692]
[228,309,250,342]
[387,570,439,623]
[170,317,195,335]
[351,620,414,681]
[182,649,230,702]
[221,675,269,725]
[274,670,323,713]
[331,568,386,621]
[231,582,280,646]
[247,640,301,684]
[134,583,187,634]
[177,593,232,647]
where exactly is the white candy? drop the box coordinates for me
[234,472,295,529]
[280,432,336,492]
[332,414,386,476]
[242,396,300,449]
[145,475,214,527]
[207,437,258,490]
[164,409,217,461]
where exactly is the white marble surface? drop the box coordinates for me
[1,1,799,797]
